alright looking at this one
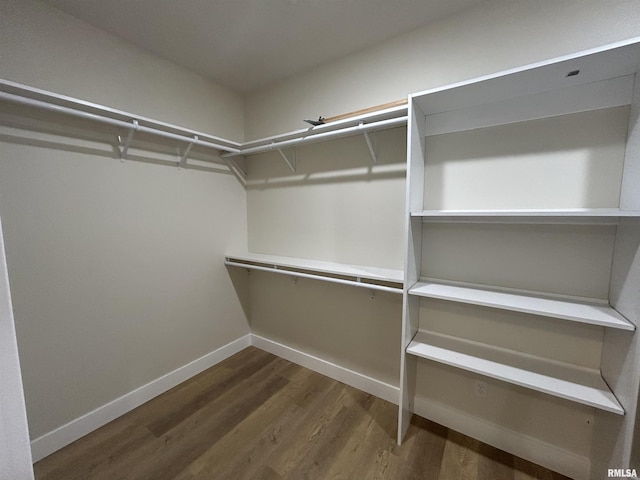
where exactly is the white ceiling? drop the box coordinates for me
[40,0,485,94]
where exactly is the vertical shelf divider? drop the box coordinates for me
[397,98,426,443]
[591,72,640,476]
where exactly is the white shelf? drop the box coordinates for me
[409,281,634,331]
[225,252,403,293]
[0,79,241,152]
[222,105,408,158]
[411,38,640,117]
[407,330,624,415]
[240,104,408,149]
[423,75,635,137]
[412,208,640,225]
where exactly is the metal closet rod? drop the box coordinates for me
[0,83,408,158]
[221,115,408,158]
[0,91,242,154]
[224,259,403,294]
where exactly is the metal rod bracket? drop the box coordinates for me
[361,122,377,163]
[118,120,138,162]
[178,135,197,170]
[276,146,296,173]
[224,157,247,186]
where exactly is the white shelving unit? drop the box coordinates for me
[399,38,640,480]
[225,252,403,294]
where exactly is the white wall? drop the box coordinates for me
[0,139,249,441]
[246,0,640,139]
[423,107,629,211]
[0,217,34,480]
[0,0,249,459]
[247,127,406,269]
[249,272,402,387]
[245,127,405,386]
[0,0,244,141]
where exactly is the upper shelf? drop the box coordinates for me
[241,103,408,149]
[411,208,640,225]
[222,105,408,159]
[411,37,640,117]
[225,252,403,294]
[0,78,409,166]
[0,78,241,153]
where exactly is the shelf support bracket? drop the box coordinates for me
[117,119,138,162]
[178,135,197,170]
[361,122,377,163]
[276,147,296,173]
[225,157,247,185]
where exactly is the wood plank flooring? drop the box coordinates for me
[34,347,571,480]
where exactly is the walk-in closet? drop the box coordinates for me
[1,1,639,479]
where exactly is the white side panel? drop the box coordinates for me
[0,217,34,479]
[398,99,426,442]
[620,74,640,210]
[590,74,640,477]
[591,220,640,477]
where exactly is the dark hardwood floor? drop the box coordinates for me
[34,347,571,480]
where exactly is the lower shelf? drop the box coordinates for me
[406,330,624,415]
[225,252,404,294]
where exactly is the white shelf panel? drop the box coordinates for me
[412,208,640,225]
[225,252,403,293]
[407,330,624,415]
[423,75,634,137]
[411,38,640,117]
[409,281,634,331]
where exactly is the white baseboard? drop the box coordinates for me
[413,396,590,480]
[30,334,252,462]
[250,334,399,405]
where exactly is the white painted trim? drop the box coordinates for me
[413,396,590,480]
[251,334,399,406]
[30,334,251,462]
